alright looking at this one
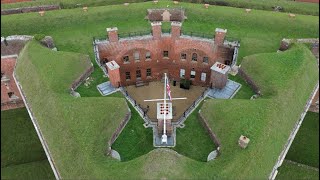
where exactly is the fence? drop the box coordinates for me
[181,30,213,39]
[118,30,152,39]
[175,88,209,125]
[119,87,153,124]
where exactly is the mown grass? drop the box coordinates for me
[6,1,320,179]
[1,1,318,92]
[183,0,319,16]
[1,0,151,9]
[1,107,55,179]
[1,160,55,180]
[111,102,155,162]
[276,160,319,180]
[228,74,255,99]
[285,112,319,168]
[201,44,318,179]
[172,103,216,162]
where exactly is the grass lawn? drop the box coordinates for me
[1,160,55,180]
[172,103,216,162]
[1,108,46,167]
[4,1,319,179]
[190,0,319,16]
[1,0,318,16]
[1,107,55,179]
[201,44,318,179]
[276,160,319,180]
[111,102,155,162]
[228,74,255,99]
[285,112,319,168]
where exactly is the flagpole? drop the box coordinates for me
[163,73,167,142]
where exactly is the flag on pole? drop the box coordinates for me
[166,79,172,101]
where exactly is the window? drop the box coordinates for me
[225,60,231,65]
[201,73,206,82]
[8,92,14,98]
[192,53,197,61]
[191,70,196,79]
[203,57,209,63]
[136,70,141,79]
[180,53,186,60]
[163,51,169,58]
[134,52,140,61]
[146,51,151,59]
[123,56,129,63]
[125,72,131,80]
[180,69,185,78]
[146,68,152,77]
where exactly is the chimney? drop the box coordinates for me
[171,21,182,39]
[107,27,119,42]
[106,60,121,87]
[151,22,162,40]
[214,28,227,46]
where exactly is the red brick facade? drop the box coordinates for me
[97,22,237,87]
[1,57,25,111]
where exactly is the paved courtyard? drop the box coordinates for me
[125,81,206,122]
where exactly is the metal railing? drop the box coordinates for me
[175,88,210,125]
[225,36,241,43]
[118,30,152,39]
[181,30,213,39]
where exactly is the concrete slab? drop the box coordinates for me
[97,81,117,96]
[207,79,241,99]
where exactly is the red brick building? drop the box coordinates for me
[1,57,24,111]
[97,22,239,88]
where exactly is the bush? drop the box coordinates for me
[180,78,191,89]
[34,34,45,41]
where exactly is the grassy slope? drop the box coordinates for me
[285,112,319,168]
[15,41,128,178]
[1,1,318,94]
[1,160,55,180]
[3,1,318,179]
[111,102,155,162]
[1,108,46,167]
[1,108,55,179]
[276,160,319,180]
[2,0,318,16]
[201,44,319,179]
[172,103,216,162]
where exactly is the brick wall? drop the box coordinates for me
[97,22,236,87]
[238,68,261,95]
[198,111,221,150]
[1,5,60,15]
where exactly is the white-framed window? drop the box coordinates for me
[134,51,140,61]
[201,73,206,82]
[146,51,151,59]
[123,56,129,63]
[180,69,185,78]
[203,57,209,63]
[191,70,196,79]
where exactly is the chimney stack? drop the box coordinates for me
[171,21,182,39]
[214,28,227,46]
[107,27,119,43]
[151,22,162,40]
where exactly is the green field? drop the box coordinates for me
[285,112,319,168]
[276,160,319,180]
[2,0,319,179]
[1,0,318,16]
[1,108,54,179]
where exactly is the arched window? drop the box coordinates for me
[192,53,197,61]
